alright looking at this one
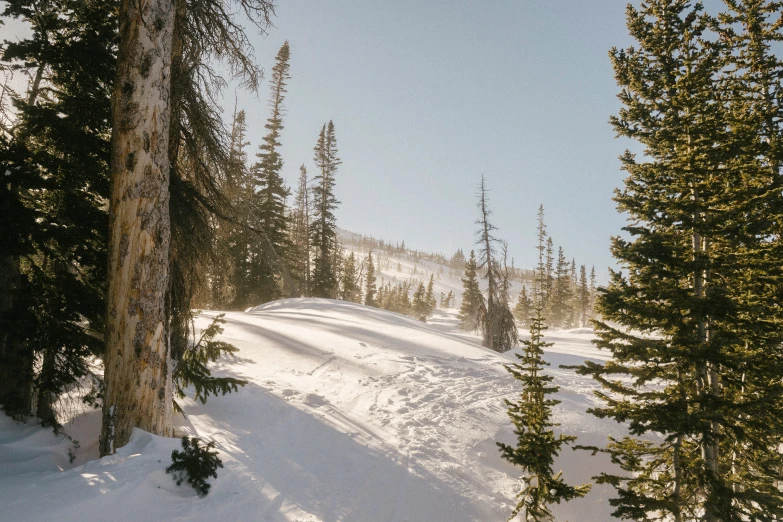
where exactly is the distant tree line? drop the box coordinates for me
[458,201,599,351]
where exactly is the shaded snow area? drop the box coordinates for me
[0,298,626,521]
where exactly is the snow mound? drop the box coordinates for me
[1,298,621,521]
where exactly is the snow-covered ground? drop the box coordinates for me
[0,299,625,521]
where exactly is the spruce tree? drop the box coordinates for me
[498,302,590,520]
[289,165,311,297]
[364,252,377,307]
[498,223,589,520]
[340,252,360,303]
[568,259,577,327]
[247,41,292,304]
[458,250,483,331]
[544,237,554,307]
[588,265,597,323]
[513,286,532,326]
[576,1,783,518]
[546,247,572,328]
[310,121,341,298]
[166,0,274,402]
[209,106,250,308]
[0,0,115,423]
[577,264,589,328]
[412,282,428,321]
[425,274,436,313]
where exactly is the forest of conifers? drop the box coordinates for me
[3,0,783,520]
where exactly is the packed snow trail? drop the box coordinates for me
[0,298,623,521]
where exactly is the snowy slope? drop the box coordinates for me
[0,299,624,521]
[338,231,530,311]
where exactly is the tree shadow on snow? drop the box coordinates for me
[183,380,502,522]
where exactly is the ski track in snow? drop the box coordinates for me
[0,298,625,521]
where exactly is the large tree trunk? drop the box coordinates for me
[100,0,175,456]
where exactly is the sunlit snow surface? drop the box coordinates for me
[0,298,625,521]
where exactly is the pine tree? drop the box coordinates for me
[568,258,577,327]
[310,121,341,298]
[588,265,596,323]
[247,41,292,304]
[166,0,274,406]
[459,250,483,331]
[498,227,589,520]
[577,264,589,327]
[0,0,115,423]
[544,237,554,307]
[412,282,429,320]
[546,247,572,328]
[364,252,377,307]
[533,206,548,307]
[513,286,532,326]
[498,303,590,520]
[340,252,360,303]
[209,106,250,308]
[289,165,311,296]
[576,1,783,518]
[425,274,436,313]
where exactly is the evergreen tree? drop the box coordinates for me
[412,282,429,320]
[544,237,554,307]
[289,165,311,296]
[247,41,292,303]
[364,252,377,307]
[310,121,341,298]
[577,264,589,328]
[576,1,783,518]
[450,248,466,268]
[534,206,548,306]
[209,106,250,308]
[340,252,360,303]
[568,258,577,327]
[513,286,532,326]
[0,0,275,439]
[458,250,483,331]
[588,265,597,323]
[166,0,274,414]
[546,247,572,328]
[425,274,436,313]
[498,303,590,520]
[498,213,589,520]
[0,0,115,423]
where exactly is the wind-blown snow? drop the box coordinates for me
[0,298,624,521]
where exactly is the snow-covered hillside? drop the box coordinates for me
[0,299,623,521]
[338,229,530,310]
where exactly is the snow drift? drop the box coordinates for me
[0,298,624,521]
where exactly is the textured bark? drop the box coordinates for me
[100,0,175,456]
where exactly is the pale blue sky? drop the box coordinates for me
[2,1,728,277]
[237,0,644,277]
